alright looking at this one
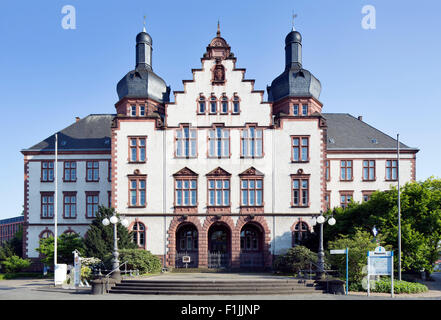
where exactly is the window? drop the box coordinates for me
[130,105,137,116]
[40,230,54,239]
[363,160,376,181]
[63,161,76,182]
[292,136,309,162]
[86,192,99,218]
[221,96,229,114]
[129,177,146,207]
[240,225,260,251]
[241,178,263,206]
[108,161,111,182]
[340,160,353,181]
[325,191,331,209]
[340,192,353,209]
[302,104,308,116]
[292,222,310,246]
[241,127,263,158]
[325,160,330,181]
[63,192,77,218]
[293,104,299,116]
[41,161,54,182]
[139,105,145,116]
[362,191,374,202]
[129,137,146,162]
[108,191,112,208]
[208,178,230,206]
[41,192,54,218]
[198,96,206,114]
[209,96,217,114]
[178,225,198,251]
[86,161,99,182]
[292,178,309,207]
[176,127,197,158]
[386,160,398,180]
[208,127,230,158]
[132,222,146,248]
[175,179,197,206]
[232,96,240,114]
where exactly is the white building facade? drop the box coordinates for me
[22,25,418,270]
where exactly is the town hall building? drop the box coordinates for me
[21,23,418,270]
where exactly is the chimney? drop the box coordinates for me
[75,117,80,122]
[358,116,363,121]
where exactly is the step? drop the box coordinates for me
[109,288,321,295]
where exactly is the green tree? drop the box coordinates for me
[1,255,31,273]
[325,177,441,275]
[328,229,391,284]
[84,206,136,262]
[273,246,318,274]
[0,225,23,261]
[36,233,86,266]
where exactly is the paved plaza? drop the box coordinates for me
[0,272,441,300]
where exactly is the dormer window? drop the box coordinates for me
[232,95,240,114]
[131,105,137,116]
[139,105,145,116]
[293,104,299,116]
[210,96,217,114]
[302,104,308,116]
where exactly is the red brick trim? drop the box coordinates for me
[235,216,272,268]
[23,157,29,258]
[166,216,203,268]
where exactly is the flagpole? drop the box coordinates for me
[54,133,58,283]
[397,133,401,281]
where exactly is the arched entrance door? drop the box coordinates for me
[208,223,231,268]
[240,223,264,268]
[175,223,198,268]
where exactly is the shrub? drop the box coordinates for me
[1,255,32,273]
[371,278,428,294]
[118,249,162,274]
[273,246,318,274]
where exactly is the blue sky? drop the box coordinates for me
[0,0,440,220]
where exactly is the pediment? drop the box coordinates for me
[239,167,265,177]
[173,167,198,177]
[206,167,231,177]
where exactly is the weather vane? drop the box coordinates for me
[143,15,146,32]
[292,12,298,31]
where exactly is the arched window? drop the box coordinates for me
[178,225,198,251]
[210,96,217,114]
[232,96,240,114]
[221,96,229,114]
[198,96,206,114]
[132,222,146,248]
[292,222,310,246]
[240,225,261,251]
[40,230,54,239]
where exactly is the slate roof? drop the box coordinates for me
[323,113,418,151]
[22,113,418,153]
[22,114,114,153]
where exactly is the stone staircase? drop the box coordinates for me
[108,278,325,295]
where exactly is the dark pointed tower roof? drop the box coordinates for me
[116,24,170,103]
[267,26,321,102]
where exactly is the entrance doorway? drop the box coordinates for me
[175,223,198,268]
[208,223,231,268]
[240,223,264,268]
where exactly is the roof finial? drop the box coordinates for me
[292,12,298,31]
[143,15,146,33]
[217,20,221,37]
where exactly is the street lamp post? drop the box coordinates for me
[314,211,336,279]
[102,213,129,281]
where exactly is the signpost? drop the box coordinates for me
[182,255,191,268]
[330,248,349,295]
[73,250,81,288]
[367,246,394,298]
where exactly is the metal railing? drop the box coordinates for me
[296,260,340,293]
[240,252,264,268]
[208,252,231,268]
[99,261,140,293]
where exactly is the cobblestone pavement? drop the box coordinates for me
[0,272,440,300]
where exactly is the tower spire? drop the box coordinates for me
[292,12,297,31]
[217,20,221,37]
[143,15,146,32]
